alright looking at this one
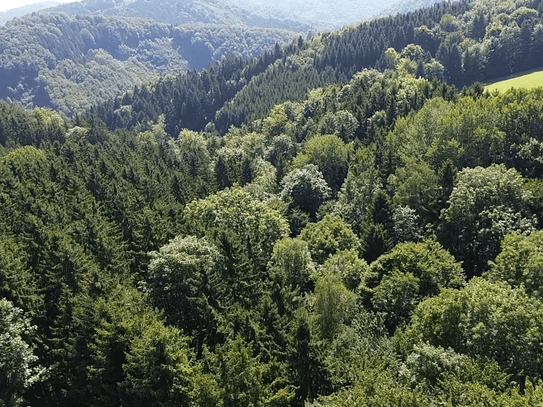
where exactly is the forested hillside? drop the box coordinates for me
[0,1,62,26]
[93,0,543,137]
[0,10,299,115]
[0,0,454,118]
[4,0,543,406]
[57,0,443,31]
[58,0,318,31]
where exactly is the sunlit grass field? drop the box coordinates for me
[485,69,543,92]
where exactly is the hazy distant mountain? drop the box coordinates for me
[58,0,320,31]
[377,0,442,17]
[217,0,420,29]
[2,0,449,30]
[0,1,62,25]
[58,0,447,31]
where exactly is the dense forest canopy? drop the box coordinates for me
[4,0,543,406]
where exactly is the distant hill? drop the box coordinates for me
[0,1,62,25]
[378,0,441,17]
[58,0,320,31]
[0,10,298,115]
[2,0,449,30]
[215,0,442,29]
[86,0,543,139]
[57,0,446,31]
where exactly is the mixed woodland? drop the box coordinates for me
[4,0,543,406]
[0,9,300,115]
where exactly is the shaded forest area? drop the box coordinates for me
[4,0,543,406]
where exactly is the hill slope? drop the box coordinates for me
[92,0,471,136]
[0,0,454,116]
[95,0,543,137]
[58,0,445,31]
[0,10,298,115]
[0,1,62,25]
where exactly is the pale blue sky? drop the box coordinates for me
[0,0,83,13]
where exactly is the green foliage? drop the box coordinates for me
[523,178,543,227]
[268,237,315,293]
[400,342,469,390]
[389,158,442,223]
[367,240,465,333]
[0,106,201,404]
[5,0,543,404]
[82,286,197,407]
[0,103,66,148]
[369,240,465,296]
[205,335,292,407]
[387,97,453,165]
[171,129,215,190]
[331,163,381,238]
[439,164,536,276]
[398,342,526,406]
[0,299,44,407]
[265,133,297,181]
[391,206,423,244]
[319,110,359,143]
[120,321,194,407]
[290,309,333,403]
[486,230,543,299]
[319,249,370,292]
[299,215,360,265]
[0,10,298,116]
[291,135,352,195]
[308,373,431,407]
[280,164,331,220]
[372,271,421,334]
[184,187,289,270]
[359,189,394,263]
[429,97,507,168]
[144,235,223,344]
[189,369,223,407]
[397,278,543,381]
[313,274,356,341]
[0,237,40,314]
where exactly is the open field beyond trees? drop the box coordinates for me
[485,69,543,92]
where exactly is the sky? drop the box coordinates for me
[0,0,83,13]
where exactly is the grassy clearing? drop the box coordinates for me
[485,69,543,93]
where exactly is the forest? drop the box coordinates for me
[0,9,299,115]
[4,0,543,406]
[90,0,543,136]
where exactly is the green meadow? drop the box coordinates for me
[485,69,543,92]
